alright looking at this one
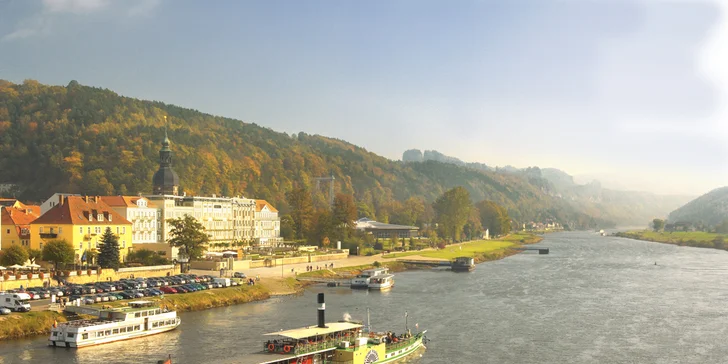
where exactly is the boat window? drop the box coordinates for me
[142,311,148,317]
[120,327,126,333]
[105,330,111,335]
[113,329,119,334]
[135,312,141,318]
[128,326,133,332]
[82,333,88,340]
[97,331,104,337]
[67,333,74,338]
[153,322,159,328]
[155,309,160,315]
[134,325,140,331]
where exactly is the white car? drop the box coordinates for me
[0,308,11,315]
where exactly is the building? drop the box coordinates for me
[1,202,41,250]
[144,131,279,259]
[355,218,419,239]
[30,195,133,264]
[254,200,281,247]
[152,130,180,196]
[40,193,81,215]
[99,196,158,246]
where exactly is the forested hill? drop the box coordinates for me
[0,80,619,228]
[668,187,728,226]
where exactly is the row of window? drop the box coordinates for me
[79,240,126,250]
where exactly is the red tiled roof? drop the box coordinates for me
[255,200,278,213]
[0,206,40,226]
[32,196,131,225]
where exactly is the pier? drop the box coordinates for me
[513,247,550,254]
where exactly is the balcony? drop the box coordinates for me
[39,233,58,239]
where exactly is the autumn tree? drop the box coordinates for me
[42,239,75,270]
[476,200,511,237]
[280,214,296,240]
[167,215,209,260]
[286,187,314,240]
[98,227,121,269]
[310,209,335,247]
[433,187,472,241]
[1,244,29,266]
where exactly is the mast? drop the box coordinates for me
[405,311,408,333]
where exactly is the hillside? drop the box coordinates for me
[402,150,691,226]
[668,187,728,226]
[0,79,645,229]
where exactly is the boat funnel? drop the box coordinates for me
[318,293,327,328]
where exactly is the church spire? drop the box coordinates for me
[152,125,180,196]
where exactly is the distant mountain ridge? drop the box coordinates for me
[668,187,728,226]
[403,149,692,226]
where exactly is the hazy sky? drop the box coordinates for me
[1,0,727,196]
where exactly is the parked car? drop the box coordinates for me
[233,272,247,279]
[0,308,11,315]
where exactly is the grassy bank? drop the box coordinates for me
[615,230,728,250]
[0,278,304,341]
[382,233,543,260]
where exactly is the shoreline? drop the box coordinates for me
[0,234,544,341]
[614,230,727,250]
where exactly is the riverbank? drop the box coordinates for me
[0,277,303,341]
[615,230,728,250]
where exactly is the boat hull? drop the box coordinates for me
[380,335,426,363]
[49,320,180,348]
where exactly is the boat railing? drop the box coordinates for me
[384,333,421,352]
[264,338,340,356]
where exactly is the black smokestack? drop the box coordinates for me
[317,293,327,328]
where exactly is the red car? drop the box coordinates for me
[160,286,178,294]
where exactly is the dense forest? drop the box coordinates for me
[0,80,673,229]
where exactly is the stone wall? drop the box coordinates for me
[0,265,180,290]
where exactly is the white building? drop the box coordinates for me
[99,196,158,245]
[40,193,81,215]
[254,200,281,247]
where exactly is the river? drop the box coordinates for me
[2,231,728,363]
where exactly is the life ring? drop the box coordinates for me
[283,345,292,353]
[268,343,275,352]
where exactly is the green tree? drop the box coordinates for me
[476,200,511,237]
[652,218,665,232]
[82,249,99,266]
[433,186,472,241]
[333,193,358,240]
[463,207,484,240]
[26,248,42,264]
[98,227,121,269]
[286,187,314,240]
[1,244,29,266]
[310,209,335,246]
[715,219,728,234]
[280,214,296,240]
[127,249,169,266]
[42,239,75,270]
[167,215,209,260]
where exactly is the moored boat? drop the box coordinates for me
[49,300,180,348]
[350,267,390,289]
[239,293,427,364]
[368,274,394,291]
[451,256,475,272]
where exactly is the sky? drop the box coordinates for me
[0,0,727,196]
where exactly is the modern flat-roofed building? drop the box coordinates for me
[355,218,419,239]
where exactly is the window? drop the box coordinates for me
[122,241,125,248]
[112,329,119,334]
[88,227,91,234]
[82,333,88,340]
[152,322,158,328]
[122,227,126,234]
[97,214,103,221]
[79,227,83,234]
[134,325,140,331]
[39,227,43,233]
[97,331,104,337]
[67,333,75,338]
[40,243,43,250]
[79,243,82,249]
[116,227,119,234]
[120,327,126,333]
[105,330,111,336]
[135,312,141,318]
[142,311,148,317]
[59,227,62,234]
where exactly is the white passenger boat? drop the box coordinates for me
[49,301,180,348]
[350,268,390,289]
[368,274,394,290]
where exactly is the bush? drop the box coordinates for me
[15,273,22,279]
[437,242,446,250]
[373,261,381,267]
[39,272,44,279]
[76,270,82,276]
[87,269,92,276]
[26,273,32,280]
[2,273,8,281]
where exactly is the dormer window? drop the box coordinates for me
[88,212,92,222]
[108,214,112,222]
[97,214,103,222]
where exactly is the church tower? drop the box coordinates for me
[152,129,180,195]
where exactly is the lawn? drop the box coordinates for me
[383,239,515,260]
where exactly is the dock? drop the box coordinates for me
[513,247,550,254]
[396,259,453,267]
[296,277,352,286]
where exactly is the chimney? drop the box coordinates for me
[317,293,327,328]
[84,196,89,203]
[59,194,64,206]
[95,196,99,203]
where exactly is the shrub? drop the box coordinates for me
[87,269,92,276]
[373,261,381,267]
[39,272,44,279]
[15,273,22,279]
[437,242,446,250]
[26,273,32,280]
[3,273,9,281]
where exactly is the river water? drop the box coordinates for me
[2,231,728,364]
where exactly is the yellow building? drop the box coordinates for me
[30,195,133,264]
[0,202,41,250]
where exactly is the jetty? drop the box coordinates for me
[513,247,550,254]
